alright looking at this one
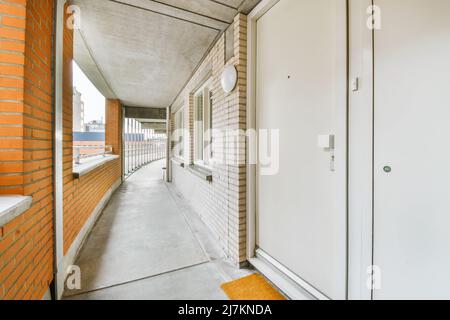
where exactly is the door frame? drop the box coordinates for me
[347,0,374,300]
[246,0,350,300]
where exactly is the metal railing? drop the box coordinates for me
[124,118,167,177]
[73,145,113,165]
[72,119,167,175]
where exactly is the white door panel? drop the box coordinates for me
[373,0,450,299]
[256,0,347,300]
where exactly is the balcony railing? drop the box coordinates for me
[73,145,113,165]
[124,139,166,176]
[124,118,167,177]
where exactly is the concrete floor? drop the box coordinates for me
[64,160,253,300]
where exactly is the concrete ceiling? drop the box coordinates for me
[73,0,262,109]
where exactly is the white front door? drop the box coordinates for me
[255,0,348,300]
[371,0,450,299]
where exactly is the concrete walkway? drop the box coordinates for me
[64,160,252,300]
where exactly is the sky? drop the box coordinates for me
[73,61,105,123]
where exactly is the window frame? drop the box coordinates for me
[193,78,213,168]
[174,107,185,160]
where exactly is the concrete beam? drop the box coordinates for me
[124,107,167,120]
[111,0,230,31]
[238,0,263,14]
[141,122,167,130]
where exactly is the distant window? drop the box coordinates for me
[194,79,212,166]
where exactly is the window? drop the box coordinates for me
[194,79,213,166]
[72,61,106,165]
[174,108,184,159]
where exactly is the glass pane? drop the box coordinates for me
[196,94,203,121]
[195,93,204,161]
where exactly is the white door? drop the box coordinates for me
[256,0,347,300]
[371,0,450,299]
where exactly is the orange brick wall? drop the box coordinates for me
[62,1,73,192]
[61,6,122,254]
[105,99,122,172]
[0,0,26,194]
[0,0,54,300]
[63,158,121,254]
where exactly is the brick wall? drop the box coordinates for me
[62,96,122,254]
[63,159,121,254]
[170,14,247,265]
[0,0,26,194]
[1,0,123,300]
[105,99,122,172]
[0,0,54,300]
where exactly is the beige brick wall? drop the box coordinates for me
[170,14,247,265]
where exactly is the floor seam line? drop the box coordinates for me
[164,182,235,283]
[164,181,212,263]
[63,261,210,299]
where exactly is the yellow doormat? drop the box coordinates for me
[221,274,286,300]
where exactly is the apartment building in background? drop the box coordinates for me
[72,87,85,133]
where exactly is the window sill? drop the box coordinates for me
[172,158,185,168]
[188,165,213,182]
[0,195,32,228]
[73,155,120,178]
